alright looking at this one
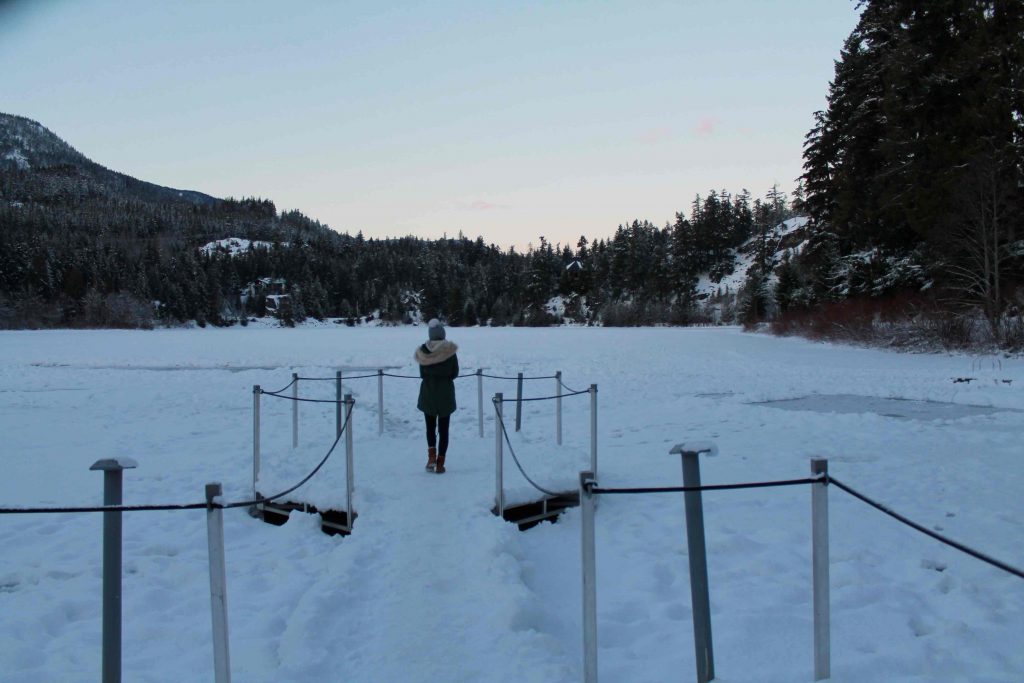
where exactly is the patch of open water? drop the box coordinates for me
[752,394,1019,421]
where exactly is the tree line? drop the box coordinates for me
[0,177,796,328]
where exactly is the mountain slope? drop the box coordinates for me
[0,113,218,206]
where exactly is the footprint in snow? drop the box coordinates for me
[920,559,947,573]
[908,615,935,637]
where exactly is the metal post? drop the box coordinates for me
[556,371,563,445]
[252,386,261,502]
[670,442,716,683]
[515,372,523,432]
[205,483,231,683]
[589,384,598,476]
[335,371,342,440]
[477,368,484,438]
[90,458,137,683]
[345,394,355,529]
[812,458,831,680]
[580,470,598,683]
[377,368,385,436]
[494,393,504,516]
[291,373,299,449]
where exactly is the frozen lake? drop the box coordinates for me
[1,326,1021,682]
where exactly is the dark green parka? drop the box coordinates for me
[415,340,459,416]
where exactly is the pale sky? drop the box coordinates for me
[1,1,860,249]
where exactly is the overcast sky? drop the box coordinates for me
[1,0,860,249]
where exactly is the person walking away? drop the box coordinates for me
[415,319,459,473]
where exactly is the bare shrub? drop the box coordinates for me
[770,293,992,351]
[999,316,1024,352]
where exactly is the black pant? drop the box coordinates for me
[425,414,450,456]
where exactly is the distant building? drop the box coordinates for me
[565,259,583,273]
[241,277,289,313]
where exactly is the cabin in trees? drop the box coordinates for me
[241,277,290,313]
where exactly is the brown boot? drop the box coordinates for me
[435,454,446,474]
[426,447,437,472]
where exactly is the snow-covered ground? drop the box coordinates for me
[199,238,277,256]
[0,327,1021,682]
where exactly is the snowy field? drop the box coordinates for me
[0,326,1022,682]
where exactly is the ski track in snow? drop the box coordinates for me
[0,326,1022,682]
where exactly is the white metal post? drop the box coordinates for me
[291,373,298,449]
[494,393,504,516]
[345,394,355,529]
[252,386,261,502]
[589,384,598,476]
[580,470,598,683]
[377,369,385,435]
[556,371,563,445]
[812,458,831,680]
[205,483,231,683]
[477,368,484,438]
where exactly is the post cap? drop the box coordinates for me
[90,458,138,471]
[205,482,223,504]
[669,441,718,457]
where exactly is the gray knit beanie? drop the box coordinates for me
[428,318,446,341]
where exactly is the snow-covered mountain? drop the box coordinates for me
[0,113,218,206]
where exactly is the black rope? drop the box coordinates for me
[0,404,355,515]
[260,390,344,404]
[559,378,586,394]
[381,372,421,379]
[828,476,1024,581]
[296,373,379,381]
[494,399,562,497]
[265,377,297,394]
[481,373,559,381]
[0,502,212,514]
[229,405,354,509]
[589,477,821,495]
[495,389,590,403]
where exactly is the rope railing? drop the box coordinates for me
[579,459,1024,683]
[0,376,362,682]
[559,378,586,394]
[828,475,1024,581]
[493,398,562,497]
[483,373,559,381]
[294,370,481,381]
[0,406,354,516]
[279,367,585,441]
[296,372,379,381]
[589,477,822,495]
[495,388,590,403]
[582,471,1024,581]
[260,389,344,404]
[264,377,298,394]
